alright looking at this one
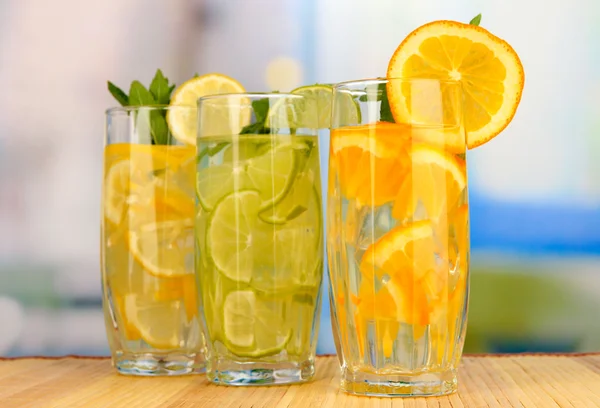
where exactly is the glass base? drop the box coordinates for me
[207,358,315,386]
[113,351,205,376]
[340,367,458,397]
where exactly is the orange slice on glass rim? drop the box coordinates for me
[387,20,525,149]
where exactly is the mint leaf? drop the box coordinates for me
[469,13,482,26]
[379,83,394,122]
[128,81,170,144]
[252,98,270,124]
[357,84,394,122]
[149,69,171,104]
[107,81,129,106]
[150,111,169,144]
[240,122,271,135]
[238,98,273,134]
[128,81,156,106]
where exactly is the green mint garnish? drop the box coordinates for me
[107,69,177,145]
[378,83,394,123]
[358,83,394,123]
[107,81,129,106]
[240,98,272,134]
[128,80,156,106]
[469,13,482,26]
[149,69,172,105]
[251,98,270,124]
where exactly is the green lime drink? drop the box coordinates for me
[196,93,323,385]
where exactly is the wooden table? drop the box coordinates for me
[1,354,600,407]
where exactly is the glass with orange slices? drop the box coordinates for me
[327,19,524,397]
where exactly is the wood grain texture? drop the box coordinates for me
[1,354,600,407]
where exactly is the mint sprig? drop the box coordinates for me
[358,83,394,123]
[107,69,177,145]
[108,82,129,106]
[469,13,482,26]
[149,70,175,105]
[240,98,272,135]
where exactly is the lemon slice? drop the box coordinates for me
[152,274,198,320]
[167,73,247,145]
[128,219,194,278]
[113,293,141,341]
[208,190,262,283]
[104,144,196,224]
[123,294,186,349]
[104,159,132,225]
[223,290,292,357]
[387,20,525,148]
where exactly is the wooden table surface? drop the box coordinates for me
[1,354,600,407]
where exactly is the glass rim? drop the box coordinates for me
[333,77,462,90]
[197,92,305,104]
[105,104,194,115]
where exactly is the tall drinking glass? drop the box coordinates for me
[102,106,204,375]
[328,78,469,396]
[196,93,324,385]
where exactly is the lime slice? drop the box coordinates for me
[250,185,323,295]
[196,162,252,211]
[223,290,292,357]
[265,84,361,129]
[286,297,317,356]
[246,143,297,210]
[264,94,315,130]
[128,219,194,278]
[223,290,255,348]
[208,190,262,283]
[222,138,270,163]
[258,169,313,224]
[291,84,335,128]
[167,73,248,145]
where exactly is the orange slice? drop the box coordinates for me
[392,144,466,223]
[359,220,435,325]
[330,122,410,206]
[387,20,525,148]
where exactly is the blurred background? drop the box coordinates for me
[1,0,599,357]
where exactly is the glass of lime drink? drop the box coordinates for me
[196,93,324,385]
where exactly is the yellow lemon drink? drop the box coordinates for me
[102,72,247,375]
[102,136,202,375]
[196,93,323,385]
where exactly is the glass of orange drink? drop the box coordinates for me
[328,78,469,396]
[327,18,524,397]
